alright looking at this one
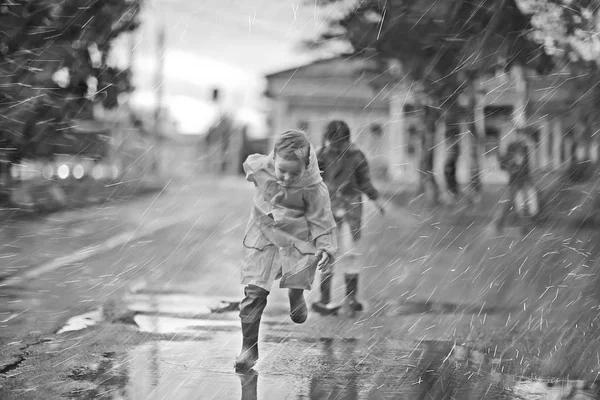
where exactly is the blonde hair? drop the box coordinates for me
[274,130,311,167]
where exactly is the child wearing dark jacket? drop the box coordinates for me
[312,120,384,317]
[494,129,539,233]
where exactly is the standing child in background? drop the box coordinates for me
[313,120,385,317]
[235,130,337,372]
[494,128,539,234]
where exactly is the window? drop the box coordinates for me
[485,127,500,156]
[407,125,419,155]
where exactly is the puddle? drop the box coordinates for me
[125,292,240,317]
[50,294,600,398]
[57,309,103,334]
[134,314,240,336]
[59,330,600,399]
[513,380,600,399]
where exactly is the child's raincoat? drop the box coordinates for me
[241,145,337,291]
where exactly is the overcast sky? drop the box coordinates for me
[122,0,346,133]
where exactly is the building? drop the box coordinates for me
[265,56,415,181]
[265,56,596,186]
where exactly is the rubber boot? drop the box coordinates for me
[288,288,308,324]
[345,274,363,317]
[311,274,340,316]
[235,321,260,372]
[235,285,268,372]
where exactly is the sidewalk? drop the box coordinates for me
[0,175,166,221]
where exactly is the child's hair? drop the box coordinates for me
[323,120,351,146]
[274,130,311,167]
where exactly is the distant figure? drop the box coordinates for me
[444,139,460,197]
[204,88,235,174]
[368,123,390,181]
[234,130,337,372]
[312,120,384,317]
[494,129,539,233]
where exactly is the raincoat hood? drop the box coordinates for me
[246,143,322,188]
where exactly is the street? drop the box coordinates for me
[0,176,598,399]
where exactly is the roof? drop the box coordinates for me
[264,54,368,79]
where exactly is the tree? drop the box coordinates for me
[0,0,142,162]
[518,0,600,169]
[309,0,550,204]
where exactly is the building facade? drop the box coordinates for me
[265,57,596,187]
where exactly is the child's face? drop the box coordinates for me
[274,155,306,186]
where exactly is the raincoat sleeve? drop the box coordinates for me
[304,183,337,259]
[355,150,379,200]
[243,154,263,187]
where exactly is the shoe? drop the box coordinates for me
[288,289,308,324]
[348,298,364,312]
[235,285,267,372]
[345,274,364,315]
[312,274,339,316]
[312,301,341,316]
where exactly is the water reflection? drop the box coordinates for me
[238,370,258,400]
[308,338,359,400]
[62,331,600,399]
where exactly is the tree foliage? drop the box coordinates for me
[519,0,600,142]
[309,0,551,203]
[311,0,550,110]
[0,0,142,160]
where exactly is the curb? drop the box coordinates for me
[0,181,167,223]
[0,216,182,287]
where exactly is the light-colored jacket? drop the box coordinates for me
[241,146,337,290]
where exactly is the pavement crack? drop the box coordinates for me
[0,338,52,376]
[0,354,25,375]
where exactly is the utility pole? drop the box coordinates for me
[152,20,166,176]
[154,22,166,126]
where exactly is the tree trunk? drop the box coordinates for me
[417,105,440,205]
[510,63,529,132]
[444,109,461,198]
[467,78,484,203]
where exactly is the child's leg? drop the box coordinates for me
[311,271,336,314]
[235,284,269,371]
[311,222,342,316]
[527,186,539,216]
[494,186,517,233]
[514,188,526,216]
[344,208,364,314]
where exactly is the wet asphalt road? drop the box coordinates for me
[1,177,599,399]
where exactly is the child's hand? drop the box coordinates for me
[316,249,331,272]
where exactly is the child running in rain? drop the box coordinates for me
[235,130,337,372]
[494,128,539,234]
[312,120,384,317]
